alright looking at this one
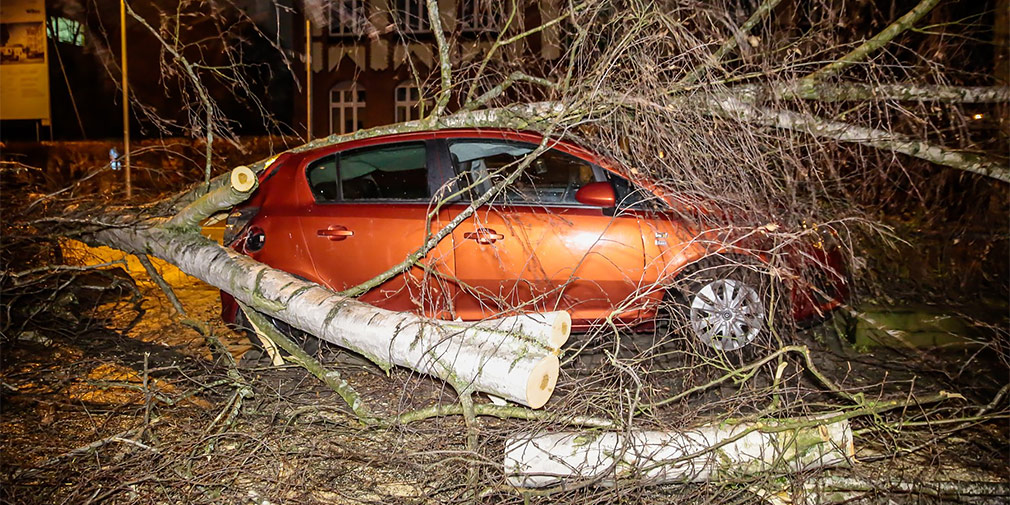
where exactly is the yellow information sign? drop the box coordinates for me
[1,0,51,122]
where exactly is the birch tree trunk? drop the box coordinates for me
[505,417,854,487]
[87,169,568,409]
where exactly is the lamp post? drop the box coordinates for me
[305,17,312,141]
[120,0,131,198]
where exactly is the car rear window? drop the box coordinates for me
[307,142,429,202]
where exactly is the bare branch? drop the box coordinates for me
[165,166,257,231]
[679,0,784,86]
[715,96,1010,182]
[777,83,1010,103]
[801,0,942,83]
[426,0,452,118]
[240,303,376,424]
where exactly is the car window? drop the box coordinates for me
[606,172,654,210]
[448,139,595,205]
[306,142,429,202]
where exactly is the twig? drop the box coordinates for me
[390,403,616,428]
[240,303,375,424]
[137,254,186,316]
[679,0,784,86]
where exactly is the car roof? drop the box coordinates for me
[291,128,611,170]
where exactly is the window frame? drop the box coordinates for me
[394,82,426,122]
[329,81,366,135]
[328,0,365,37]
[394,0,430,34]
[456,0,499,33]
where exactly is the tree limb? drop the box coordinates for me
[801,0,942,83]
[715,96,1010,182]
[774,83,1010,103]
[239,303,376,424]
[166,166,257,231]
[679,0,784,86]
[426,0,452,118]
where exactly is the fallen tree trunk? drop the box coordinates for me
[88,169,569,409]
[504,417,854,487]
[799,476,1010,505]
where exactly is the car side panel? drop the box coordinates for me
[297,202,456,317]
[449,204,649,325]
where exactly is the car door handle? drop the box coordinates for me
[317,225,353,241]
[464,228,504,244]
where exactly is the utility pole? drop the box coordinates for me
[305,17,312,141]
[120,0,131,198]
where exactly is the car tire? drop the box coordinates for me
[665,256,790,352]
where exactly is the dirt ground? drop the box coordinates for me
[1,247,1008,504]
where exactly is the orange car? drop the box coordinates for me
[221,129,847,351]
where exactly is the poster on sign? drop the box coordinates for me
[0,0,51,122]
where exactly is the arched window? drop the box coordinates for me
[330,81,365,135]
[394,82,424,122]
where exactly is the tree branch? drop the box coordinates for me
[123,1,222,185]
[775,83,1010,103]
[716,96,1010,182]
[463,72,557,112]
[239,303,376,424]
[426,0,452,118]
[801,0,942,83]
[679,0,784,86]
[165,166,257,231]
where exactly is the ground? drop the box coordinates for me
[1,241,1007,504]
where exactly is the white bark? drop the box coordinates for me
[505,417,854,487]
[167,166,257,230]
[714,96,1010,183]
[90,226,564,408]
[445,311,572,353]
[769,83,1010,103]
[799,476,1010,504]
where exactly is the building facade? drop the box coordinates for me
[302,0,565,138]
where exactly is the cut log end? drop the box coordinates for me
[548,311,572,349]
[231,165,256,192]
[525,354,560,409]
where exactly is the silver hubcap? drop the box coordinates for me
[689,279,764,351]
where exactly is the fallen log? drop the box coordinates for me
[446,311,571,354]
[505,417,854,487]
[88,167,567,408]
[799,476,1010,504]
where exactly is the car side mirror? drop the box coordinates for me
[575,181,617,208]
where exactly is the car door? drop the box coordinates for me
[297,139,457,317]
[443,137,649,325]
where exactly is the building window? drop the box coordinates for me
[457,0,498,32]
[48,17,85,46]
[395,0,429,33]
[328,0,365,37]
[394,82,425,122]
[330,82,366,135]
